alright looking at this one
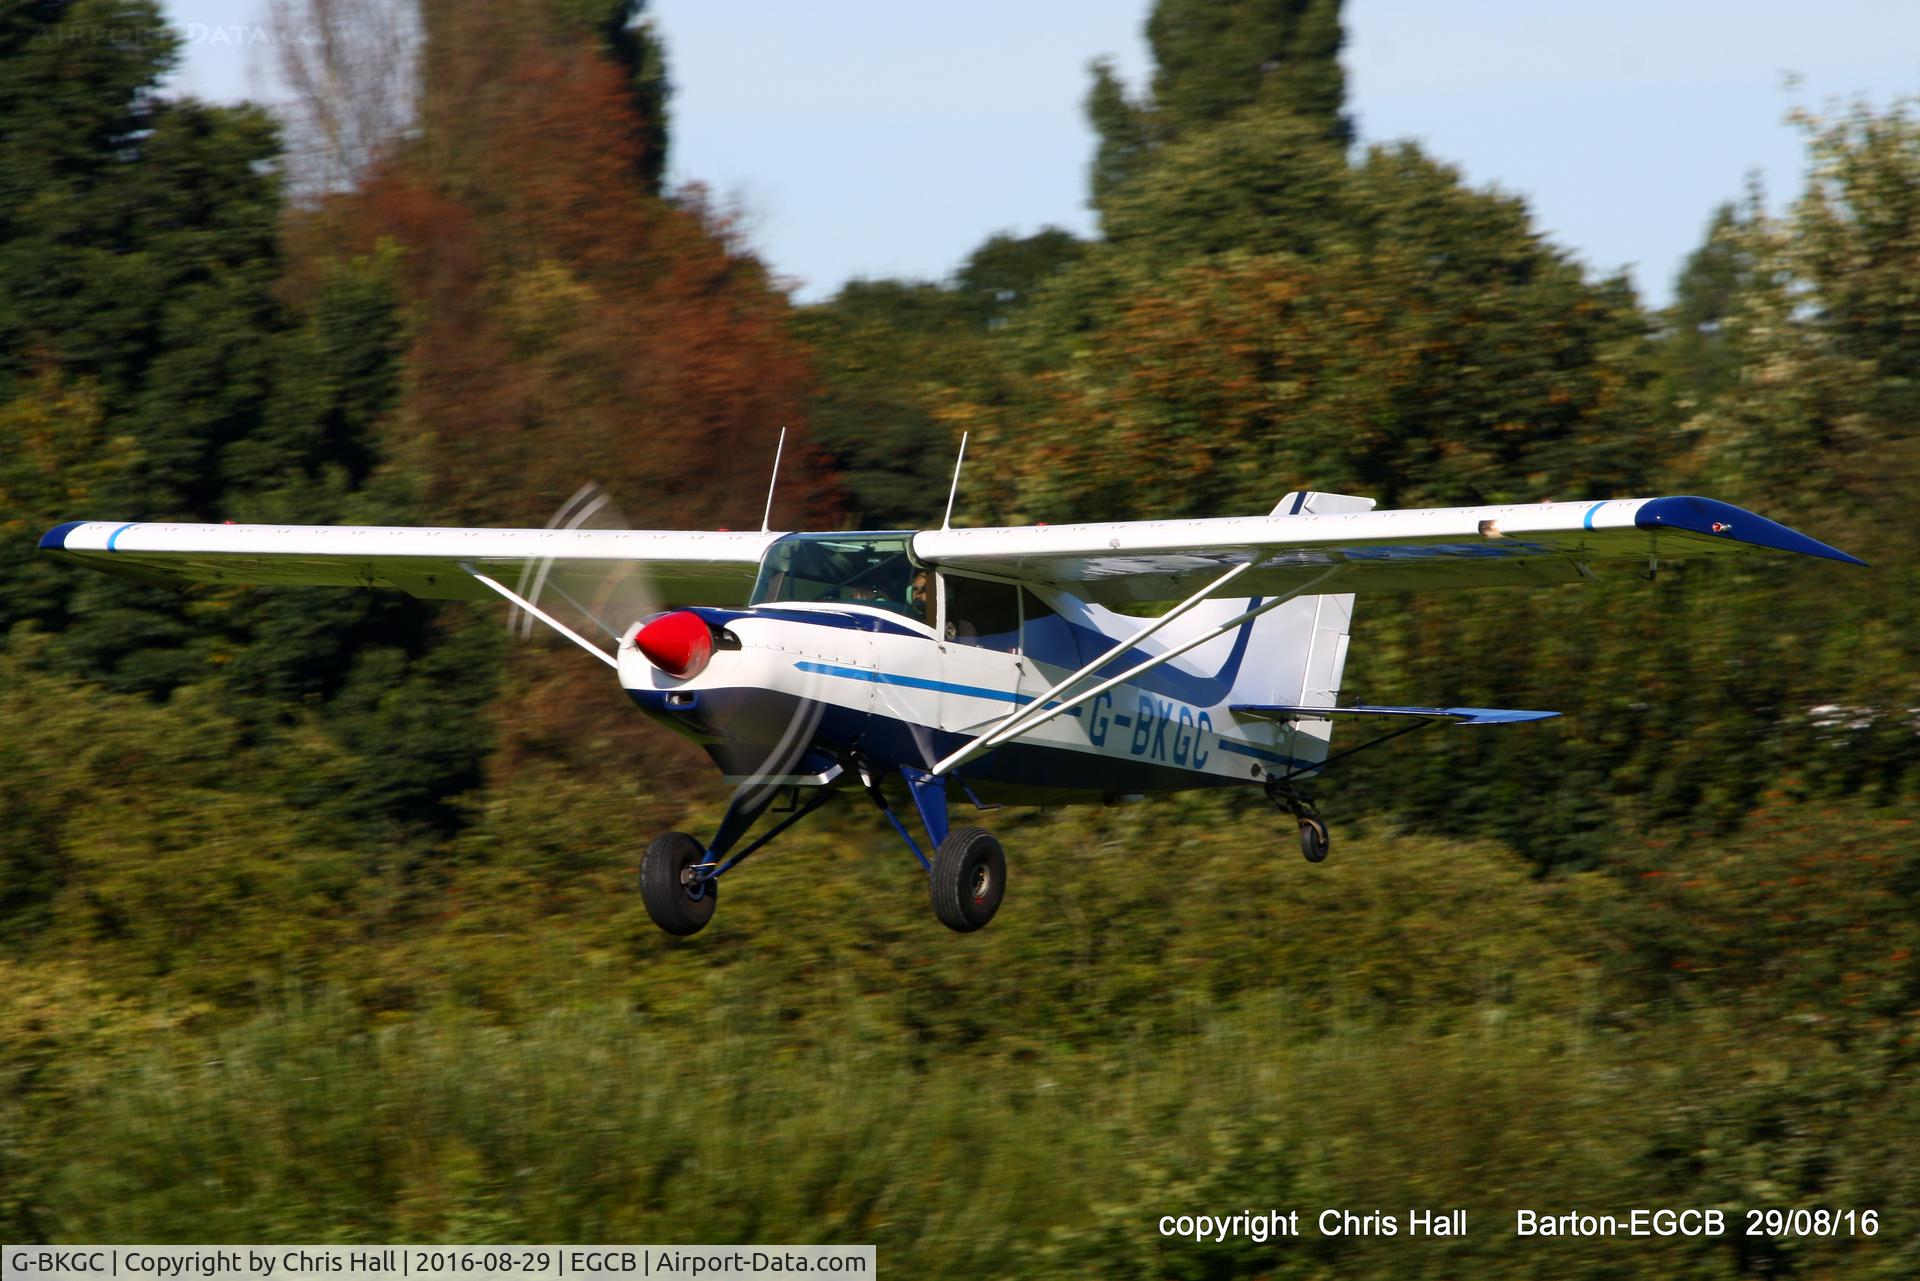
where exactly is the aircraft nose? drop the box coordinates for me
[633,610,714,678]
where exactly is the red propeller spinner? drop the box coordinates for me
[632,610,714,678]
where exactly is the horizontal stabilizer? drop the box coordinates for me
[1231,703,1560,726]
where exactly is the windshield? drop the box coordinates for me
[750,533,928,623]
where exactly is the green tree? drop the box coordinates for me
[937,0,1707,863]
[0,3,497,846]
[0,5,284,526]
[952,227,1087,329]
[1089,0,1351,225]
[796,231,1083,530]
[1099,109,1351,260]
[1,2,283,689]
[796,281,982,530]
[1652,201,1754,420]
[1144,0,1349,140]
[953,145,1657,524]
[1667,102,1920,806]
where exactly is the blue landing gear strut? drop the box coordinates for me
[860,765,1008,933]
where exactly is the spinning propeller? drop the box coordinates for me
[509,476,832,795]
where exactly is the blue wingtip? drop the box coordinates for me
[1635,496,1868,567]
[38,521,85,551]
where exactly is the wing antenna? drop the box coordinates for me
[761,426,787,533]
[942,431,969,530]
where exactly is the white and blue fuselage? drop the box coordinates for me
[621,593,1335,805]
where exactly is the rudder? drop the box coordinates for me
[1151,491,1374,735]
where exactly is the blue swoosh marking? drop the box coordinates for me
[1025,601,1262,707]
[1583,501,1605,531]
[106,523,136,551]
[694,604,927,639]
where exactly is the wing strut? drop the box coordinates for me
[931,565,1347,776]
[464,566,619,670]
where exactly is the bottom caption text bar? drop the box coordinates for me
[4,1248,874,1281]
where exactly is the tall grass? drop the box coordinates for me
[28,989,1907,1279]
[9,796,1915,1278]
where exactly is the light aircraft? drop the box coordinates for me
[40,465,1864,935]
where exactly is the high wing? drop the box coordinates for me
[37,520,779,608]
[910,495,1866,604]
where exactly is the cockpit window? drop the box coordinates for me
[750,533,928,623]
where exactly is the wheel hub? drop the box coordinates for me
[680,864,711,898]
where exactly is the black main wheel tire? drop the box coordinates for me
[1299,816,1330,863]
[641,831,717,936]
[930,826,1007,933]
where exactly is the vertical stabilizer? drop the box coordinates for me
[1148,491,1375,761]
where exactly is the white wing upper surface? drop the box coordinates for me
[911,495,1865,605]
[40,495,1864,612]
[38,521,780,607]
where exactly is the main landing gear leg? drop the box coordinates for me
[640,777,843,936]
[1265,777,1330,863]
[865,766,1008,933]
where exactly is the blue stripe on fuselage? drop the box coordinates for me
[795,661,1020,703]
[792,661,1080,715]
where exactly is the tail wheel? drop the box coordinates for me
[1298,816,1330,863]
[930,826,1007,933]
[641,831,717,935]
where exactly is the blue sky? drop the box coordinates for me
[161,1,1920,306]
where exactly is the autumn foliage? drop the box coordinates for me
[298,1,826,533]
[271,1,835,777]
